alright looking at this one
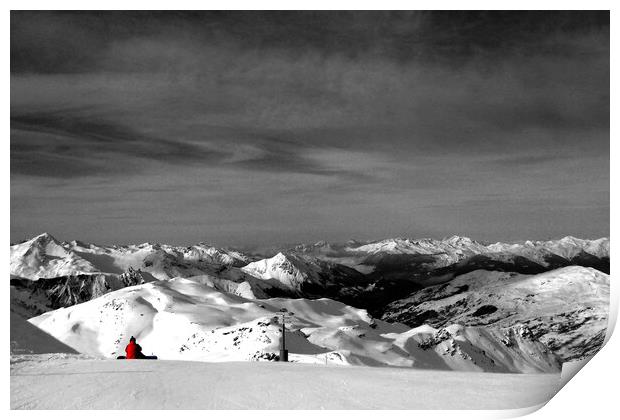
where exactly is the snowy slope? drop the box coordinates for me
[10,233,98,279]
[281,235,609,311]
[29,278,560,373]
[182,243,251,266]
[10,268,151,318]
[302,235,610,276]
[183,271,274,300]
[241,252,316,289]
[345,235,609,262]
[382,266,610,361]
[10,355,562,409]
[240,252,366,294]
[11,234,254,281]
[10,234,265,309]
[348,236,489,260]
[487,236,610,261]
[10,312,78,355]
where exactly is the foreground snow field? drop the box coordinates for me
[10,354,561,410]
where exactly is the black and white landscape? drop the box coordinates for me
[10,10,609,410]
[11,233,609,366]
[10,232,610,408]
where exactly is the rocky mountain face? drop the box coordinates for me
[11,267,149,318]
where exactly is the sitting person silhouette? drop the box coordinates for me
[124,336,146,359]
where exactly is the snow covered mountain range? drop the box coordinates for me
[10,233,262,315]
[382,266,609,361]
[10,232,251,281]
[10,232,610,370]
[11,233,609,312]
[12,233,609,281]
[28,278,561,373]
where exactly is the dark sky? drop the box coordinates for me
[10,11,609,247]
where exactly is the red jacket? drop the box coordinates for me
[125,341,142,359]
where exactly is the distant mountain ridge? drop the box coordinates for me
[12,233,608,278]
[292,234,609,268]
[10,233,609,316]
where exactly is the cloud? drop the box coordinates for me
[10,109,229,178]
[483,154,568,167]
[10,11,609,73]
[10,11,610,245]
[10,106,385,181]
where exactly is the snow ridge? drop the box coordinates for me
[28,278,560,373]
[382,266,610,361]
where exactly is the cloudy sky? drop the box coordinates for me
[10,11,609,247]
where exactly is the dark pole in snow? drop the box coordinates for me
[280,314,286,361]
[278,308,293,362]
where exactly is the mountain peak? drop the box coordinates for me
[443,235,477,246]
[31,232,58,243]
[270,252,305,268]
[22,233,67,252]
[557,235,585,245]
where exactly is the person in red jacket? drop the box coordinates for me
[125,336,145,359]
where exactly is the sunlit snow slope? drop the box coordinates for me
[30,278,560,373]
[383,266,610,361]
[10,312,78,355]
